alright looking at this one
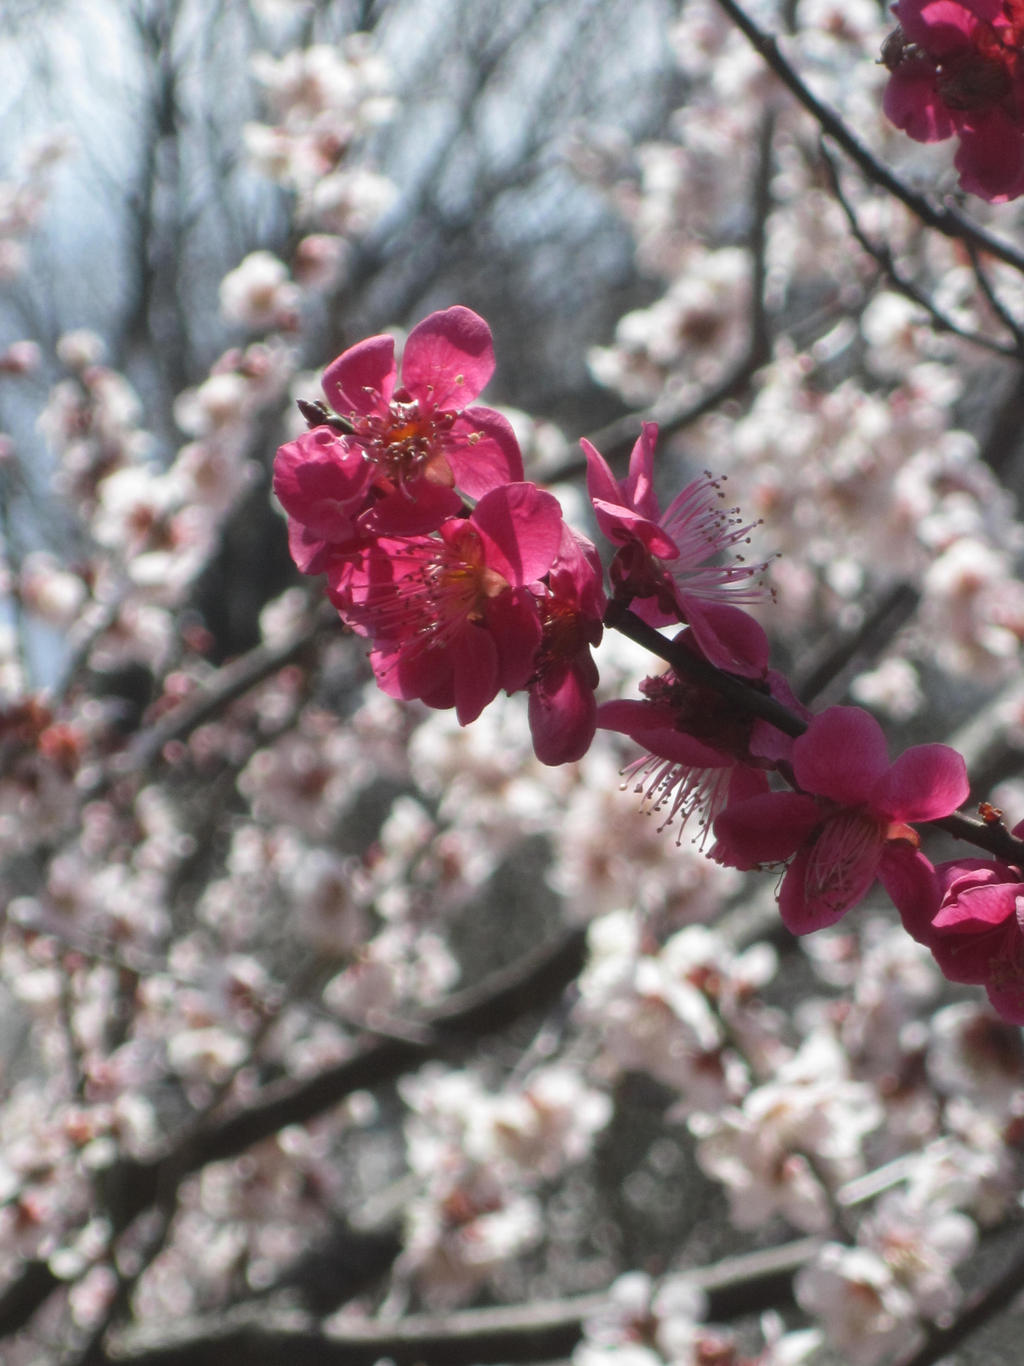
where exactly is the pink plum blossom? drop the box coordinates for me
[882,0,1024,201]
[273,424,375,572]
[713,705,969,934]
[353,482,564,725]
[900,839,1024,1022]
[274,307,525,562]
[525,524,606,765]
[582,421,772,675]
[598,606,802,845]
[319,305,523,525]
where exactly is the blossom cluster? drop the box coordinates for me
[882,0,1024,202]
[277,305,1024,1029]
[6,7,1024,1363]
[274,305,606,764]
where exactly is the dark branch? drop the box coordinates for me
[711,0,1024,275]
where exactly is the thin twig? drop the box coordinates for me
[819,141,1020,359]
[794,580,921,703]
[100,1237,823,1366]
[963,238,1024,351]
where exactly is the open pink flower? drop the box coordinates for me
[882,0,1024,201]
[597,606,802,845]
[525,525,606,766]
[582,423,772,676]
[320,305,523,530]
[274,306,526,573]
[273,425,375,573]
[354,482,563,725]
[900,841,1024,1023]
[713,706,969,933]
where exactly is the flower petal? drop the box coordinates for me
[873,742,969,821]
[401,305,495,409]
[446,406,525,496]
[597,698,735,768]
[472,483,563,585]
[528,659,598,765]
[322,334,396,416]
[712,790,822,869]
[682,601,769,678]
[786,809,883,930]
[622,422,662,522]
[883,65,956,142]
[955,109,1024,202]
[793,706,890,805]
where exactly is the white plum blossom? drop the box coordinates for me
[219,250,301,331]
[693,1030,883,1233]
[795,1243,922,1364]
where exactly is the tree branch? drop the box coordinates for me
[100,1237,822,1365]
[711,0,1024,275]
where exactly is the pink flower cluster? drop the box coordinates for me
[882,0,1024,201]
[901,826,1024,1022]
[277,306,1024,1024]
[274,306,604,764]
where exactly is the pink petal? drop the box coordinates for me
[286,519,330,576]
[955,110,1024,202]
[549,525,606,620]
[780,841,846,939]
[622,422,662,522]
[596,699,735,768]
[932,880,1022,928]
[446,406,524,496]
[682,601,770,678]
[581,437,622,509]
[528,660,598,765]
[400,306,495,410]
[486,586,543,694]
[928,920,1008,984]
[591,498,677,557]
[583,432,675,555]
[873,742,969,821]
[273,429,372,536]
[712,790,822,870]
[784,809,884,931]
[793,706,890,805]
[451,624,501,724]
[472,483,563,585]
[883,67,956,142]
[896,0,977,50]
[322,334,396,416]
[361,481,463,536]
[879,845,940,928]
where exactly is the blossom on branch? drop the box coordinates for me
[713,705,969,933]
[598,606,801,845]
[273,306,524,553]
[525,524,606,765]
[582,422,773,675]
[882,0,1024,201]
[321,304,523,516]
[352,482,564,726]
[900,840,1024,1022]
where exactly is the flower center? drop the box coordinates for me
[937,49,1013,110]
[354,396,457,489]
